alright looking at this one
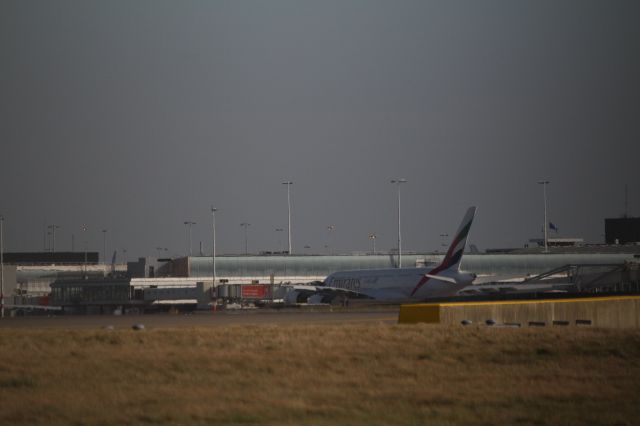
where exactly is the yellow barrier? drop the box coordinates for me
[398,295,640,328]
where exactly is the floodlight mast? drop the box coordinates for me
[82,225,88,279]
[369,233,377,255]
[537,180,550,253]
[184,221,196,256]
[282,181,293,255]
[211,207,217,290]
[390,178,407,268]
[102,229,107,265]
[240,222,251,255]
[48,224,60,253]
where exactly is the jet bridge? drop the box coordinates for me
[521,261,640,293]
[457,260,640,299]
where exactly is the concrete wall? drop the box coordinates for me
[399,296,640,328]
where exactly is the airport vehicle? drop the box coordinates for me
[285,207,478,304]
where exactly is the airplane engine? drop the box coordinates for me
[283,288,318,305]
[283,290,302,305]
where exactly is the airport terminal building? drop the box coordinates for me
[46,249,639,313]
[3,247,639,314]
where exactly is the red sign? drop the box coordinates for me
[241,285,268,299]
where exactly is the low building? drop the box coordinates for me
[50,277,213,314]
[529,238,585,247]
[1,251,117,308]
[606,217,640,245]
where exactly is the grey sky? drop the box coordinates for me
[1,1,639,258]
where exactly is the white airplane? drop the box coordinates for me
[285,206,478,304]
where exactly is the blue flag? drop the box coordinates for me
[549,222,558,232]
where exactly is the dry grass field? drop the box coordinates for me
[1,323,639,425]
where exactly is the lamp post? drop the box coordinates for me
[240,222,251,255]
[48,224,60,253]
[327,225,335,255]
[1,215,4,319]
[184,221,196,256]
[282,181,293,255]
[369,233,377,255]
[82,225,87,279]
[211,207,217,289]
[102,229,107,265]
[537,180,550,253]
[390,178,407,268]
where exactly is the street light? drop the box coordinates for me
[82,225,88,279]
[369,233,377,255]
[184,221,196,256]
[327,225,335,255]
[537,180,550,253]
[211,207,217,289]
[102,229,108,265]
[282,181,293,255]
[48,224,60,253]
[390,178,408,268]
[240,222,251,255]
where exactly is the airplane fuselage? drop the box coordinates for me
[296,206,478,304]
[323,266,475,301]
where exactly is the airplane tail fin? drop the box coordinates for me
[438,206,476,272]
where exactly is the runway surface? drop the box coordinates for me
[0,309,399,329]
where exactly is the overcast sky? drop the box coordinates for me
[1,1,639,259]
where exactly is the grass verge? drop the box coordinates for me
[0,324,639,425]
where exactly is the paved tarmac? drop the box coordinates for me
[0,309,399,329]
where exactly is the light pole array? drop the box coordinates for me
[240,222,251,255]
[184,221,196,256]
[282,181,293,255]
[537,180,550,253]
[390,178,407,268]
